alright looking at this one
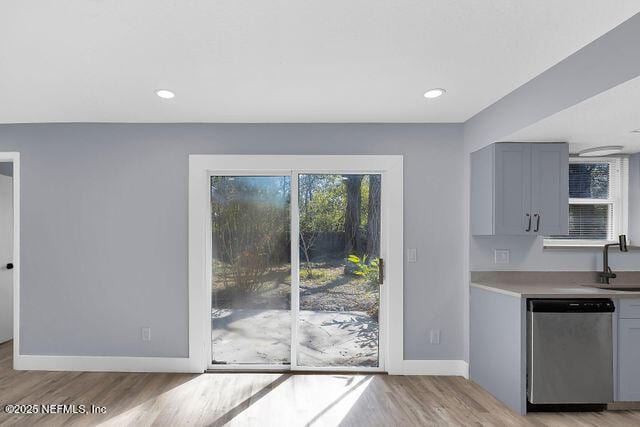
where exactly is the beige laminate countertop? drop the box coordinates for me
[470,281,640,299]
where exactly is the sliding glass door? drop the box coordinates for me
[210,172,383,370]
[297,174,381,368]
[210,176,291,366]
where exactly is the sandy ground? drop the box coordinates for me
[211,309,379,367]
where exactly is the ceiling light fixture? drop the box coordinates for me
[423,88,446,99]
[155,89,175,99]
[578,146,623,157]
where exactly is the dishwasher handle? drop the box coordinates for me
[528,299,615,313]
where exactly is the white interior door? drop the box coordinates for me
[0,174,13,344]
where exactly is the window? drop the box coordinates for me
[545,156,628,247]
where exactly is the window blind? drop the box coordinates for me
[566,203,613,240]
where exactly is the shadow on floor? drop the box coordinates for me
[209,374,290,427]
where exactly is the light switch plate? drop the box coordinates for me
[141,327,151,341]
[407,248,417,263]
[494,249,510,264]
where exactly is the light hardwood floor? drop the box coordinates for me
[1,342,639,426]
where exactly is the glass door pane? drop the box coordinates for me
[211,176,291,365]
[297,174,381,367]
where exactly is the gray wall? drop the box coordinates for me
[0,123,466,360]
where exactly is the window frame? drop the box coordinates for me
[544,156,629,248]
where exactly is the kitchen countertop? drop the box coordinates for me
[470,281,640,298]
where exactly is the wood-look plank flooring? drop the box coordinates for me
[1,341,639,426]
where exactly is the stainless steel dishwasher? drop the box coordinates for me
[527,299,614,405]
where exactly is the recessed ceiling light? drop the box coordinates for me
[155,89,175,99]
[423,88,446,99]
[578,146,623,157]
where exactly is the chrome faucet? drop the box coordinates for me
[600,234,628,284]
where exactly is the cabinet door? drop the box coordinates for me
[531,143,569,236]
[494,143,532,235]
[618,318,640,401]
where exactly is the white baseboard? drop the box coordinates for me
[13,355,469,378]
[14,354,202,373]
[393,360,469,378]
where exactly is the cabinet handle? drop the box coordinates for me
[525,213,531,232]
[533,213,540,232]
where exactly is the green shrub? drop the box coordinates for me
[347,254,379,284]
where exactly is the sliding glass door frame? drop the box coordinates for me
[290,171,300,370]
[206,169,387,372]
[189,155,403,374]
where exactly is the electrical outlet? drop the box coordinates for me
[407,248,417,263]
[141,327,151,341]
[494,249,510,264]
[430,329,440,345]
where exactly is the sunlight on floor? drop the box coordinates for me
[222,374,374,426]
[302,375,373,426]
[99,373,373,427]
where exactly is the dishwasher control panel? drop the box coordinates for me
[528,299,615,313]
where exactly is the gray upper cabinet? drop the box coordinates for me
[471,142,568,236]
[531,144,569,236]
[494,143,532,235]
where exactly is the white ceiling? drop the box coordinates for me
[506,75,640,154]
[1,1,639,124]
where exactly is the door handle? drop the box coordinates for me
[6,263,13,270]
[378,258,384,285]
[525,213,531,232]
[533,213,540,232]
